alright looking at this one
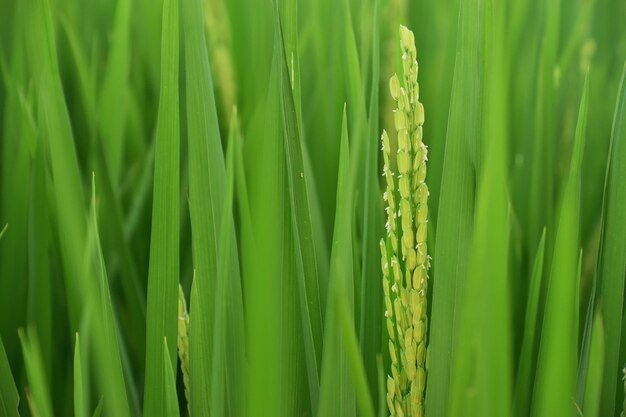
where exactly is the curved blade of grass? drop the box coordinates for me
[318,108,356,417]
[275,4,323,407]
[531,72,589,417]
[143,0,180,413]
[0,336,19,417]
[426,0,480,414]
[98,0,131,183]
[598,62,626,417]
[18,329,52,417]
[514,229,546,417]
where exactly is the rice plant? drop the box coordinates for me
[0,0,625,417]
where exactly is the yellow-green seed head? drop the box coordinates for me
[381,24,429,417]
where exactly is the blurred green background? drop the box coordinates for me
[0,0,625,416]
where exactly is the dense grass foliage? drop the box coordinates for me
[0,0,625,416]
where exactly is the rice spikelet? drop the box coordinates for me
[177,284,191,415]
[380,25,429,417]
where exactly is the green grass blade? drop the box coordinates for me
[208,112,238,417]
[182,0,221,411]
[449,2,512,414]
[337,293,375,417]
[527,1,560,250]
[583,312,604,417]
[0,78,34,363]
[318,108,356,417]
[28,0,88,328]
[426,0,480,414]
[244,30,284,417]
[143,0,180,413]
[162,339,180,417]
[0,336,19,417]
[188,277,210,415]
[275,2,322,409]
[18,329,53,417]
[58,13,97,143]
[87,175,132,417]
[92,399,103,417]
[514,229,547,417]
[598,62,626,417]
[576,250,596,411]
[182,0,245,413]
[0,225,6,241]
[531,72,589,417]
[358,1,384,402]
[26,140,52,378]
[73,334,86,417]
[98,0,131,183]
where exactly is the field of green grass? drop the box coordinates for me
[0,0,625,416]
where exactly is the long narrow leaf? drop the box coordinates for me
[143,0,180,413]
[598,62,626,417]
[531,72,589,417]
[426,0,480,414]
[318,108,356,417]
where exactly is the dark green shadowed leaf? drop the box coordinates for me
[598,63,626,417]
[143,0,180,414]
[531,72,589,417]
[27,140,52,380]
[18,329,53,417]
[28,0,88,328]
[0,336,19,417]
[514,229,546,417]
[92,399,103,417]
[359,1,384,402]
